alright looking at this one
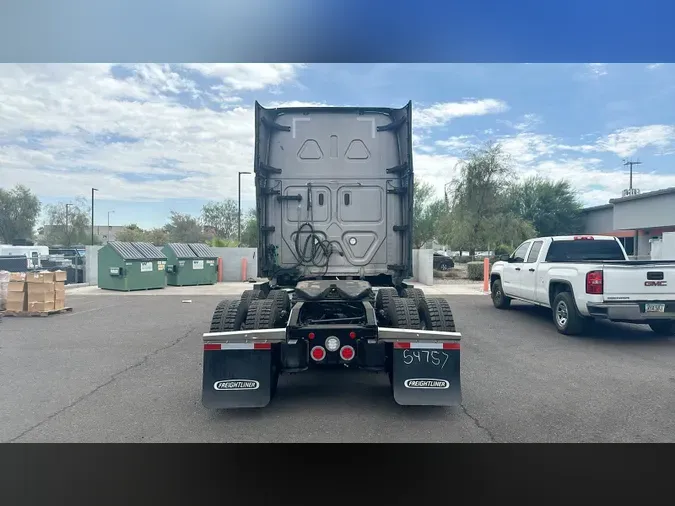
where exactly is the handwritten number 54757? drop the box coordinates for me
[402,349,449,369]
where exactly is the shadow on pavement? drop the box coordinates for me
[508,302,673,343]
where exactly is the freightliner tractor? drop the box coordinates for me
[201,101,462,409]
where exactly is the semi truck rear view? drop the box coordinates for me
[201,101,462,409]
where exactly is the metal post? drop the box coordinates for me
[91,188,98,245]
[238,171,251,244]
[108,210,114,243]
[65,203,72,247]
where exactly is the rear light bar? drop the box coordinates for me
[586,270,603,294]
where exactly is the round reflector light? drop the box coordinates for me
[340,345,355,361]
[310,346,326,361]
[325,336,340,352]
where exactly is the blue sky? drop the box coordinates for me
[1,63,675,229]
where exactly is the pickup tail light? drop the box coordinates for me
[586,270,603,294]
[574,236,594,240]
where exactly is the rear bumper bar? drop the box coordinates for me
[202,326,462,408]
[586,302,675,322]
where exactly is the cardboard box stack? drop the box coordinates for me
[0,270,9,311]
[53,270,67,310]
[26,271,56,313]
[6,272,27,312]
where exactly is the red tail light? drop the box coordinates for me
[308,332,315,340]
[310,346,326,361]
[349,331,356,339]
[586,270,603,294]
[340,345,355,361]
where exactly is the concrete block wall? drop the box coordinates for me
[210,247,258,281]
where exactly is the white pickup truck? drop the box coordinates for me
[489,235,675,335]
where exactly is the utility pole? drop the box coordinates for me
[65,203,72,247]
[91,188,99,245]
[623,159,642,190]
[238,171,251,244]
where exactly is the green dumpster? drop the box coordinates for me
[97,241,167,291]
[163,243,217,286]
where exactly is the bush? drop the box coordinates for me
[467,261,490,281]
[494,243,512,257]
[453,255,472,264]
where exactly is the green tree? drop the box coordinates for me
[507,176,584,237]
[239,208,259,247]
[413,179,447,248]
[164,211,206,243]
[115,224,148,243]
[0,185,41,243]
[43,197,91,246]
[201,200,238,239]
[446,142,530,256]
[146,228,170,246]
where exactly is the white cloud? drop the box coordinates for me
[181,63,304,90]
[414,99,509,128]
[0,64,306,202]
[646,63,664,70]
[597,125,675,157]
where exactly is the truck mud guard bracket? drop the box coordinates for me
[378,327,462,407]
[202,328,286,409]
[386,162,409,174]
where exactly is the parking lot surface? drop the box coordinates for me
[1,290,674,442]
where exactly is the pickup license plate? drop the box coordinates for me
[645,303,665,313]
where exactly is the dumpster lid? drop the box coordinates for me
[130,242,167,260]
[188,243,217,258]
[108,241,147,260]
[165,243,197,258]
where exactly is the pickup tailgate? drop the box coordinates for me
[602,263,675,301]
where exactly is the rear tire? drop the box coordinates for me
[375,287,399,311]
[648,320,675,336]
[243,298,281,330]
[401,287,426,310]
[241,289,262,306]
[491,279,511,309]
[419,297,456,332]
[267,289,291,324]
[210,298,248,332]
[552,291,585,335]
[386,297,422,330]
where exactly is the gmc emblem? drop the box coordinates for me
[645,281,667,287]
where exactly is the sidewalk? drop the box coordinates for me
[67,281,488,297]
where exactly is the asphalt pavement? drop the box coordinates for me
[1,291,673,442]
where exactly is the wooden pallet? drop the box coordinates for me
[1,307,73,318]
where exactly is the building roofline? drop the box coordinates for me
[581,203,613,212]
[609,186,675,204]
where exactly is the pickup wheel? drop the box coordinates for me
[648,320,675,336]
[552,291,585,335]
[491,279,511,309]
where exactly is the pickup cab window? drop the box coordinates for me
[526,240,543,263]
[545,239,626,262]
[511,241,531,262]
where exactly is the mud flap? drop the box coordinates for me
[202,329,286,409]
[379,327,461,407]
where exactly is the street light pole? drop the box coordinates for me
[238,171,251,244]
[65,203,72,247]
[91,188,99,245]
[107,210,114,243]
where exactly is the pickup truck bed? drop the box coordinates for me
[490,235,675,335]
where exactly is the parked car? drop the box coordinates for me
[433,252,455,271]
[490,235,675,335]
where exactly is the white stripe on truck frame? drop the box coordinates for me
[203,342,272,351]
